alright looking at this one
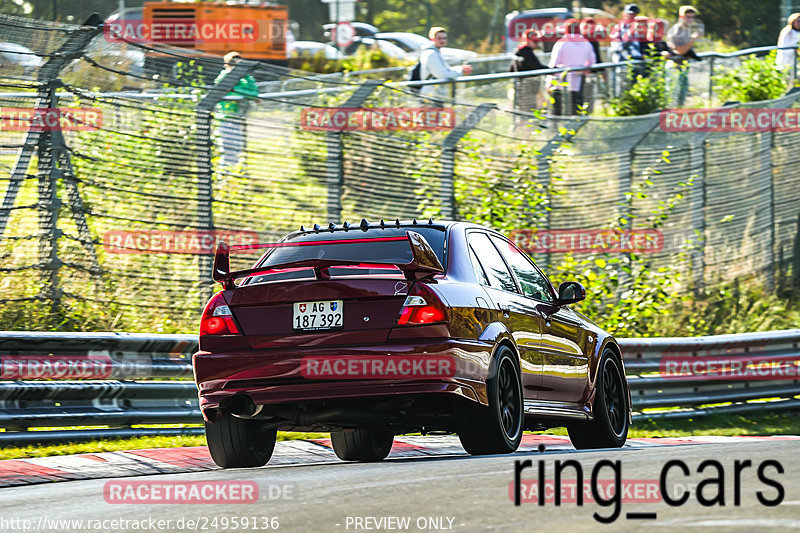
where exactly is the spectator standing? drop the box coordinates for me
[609,4,647,93]
[547,18,596,115]
[419,27,472,101]
[510,29,546,72]
[580,18,605,113]
[644,18,673,78]
[509,29,546,114]
[666,5,703,106]
[214,52,259,168]
[580,18,603,64]
[777,13,800,68]
[609,4,641,63]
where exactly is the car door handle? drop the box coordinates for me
[537,309,551,324]
[499,304,510,317]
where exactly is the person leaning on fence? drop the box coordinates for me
[214,51,259,168]
[509,29,546,114]
[665,5,703,106]
[643,18,673,78]
[419,27,472,102]
[510,29,546,72]
[609,4,647,92]
[777,13,800,68]
[547,19,596,116]
[609,4,640,64]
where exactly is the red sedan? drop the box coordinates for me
[193,220,631,467]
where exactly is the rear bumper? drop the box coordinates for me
[193,339,493,415]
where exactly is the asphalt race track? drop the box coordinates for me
[0,438,798,533]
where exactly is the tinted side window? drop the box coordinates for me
[491,235,554,302]
[468,233,518,293]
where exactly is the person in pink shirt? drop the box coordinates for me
[547,18,597,115]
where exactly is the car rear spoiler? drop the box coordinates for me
[212,230,444,289]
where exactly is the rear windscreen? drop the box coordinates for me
[258,227,447,269]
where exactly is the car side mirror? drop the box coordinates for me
[557,281,586,305]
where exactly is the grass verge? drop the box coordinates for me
[0,431,329,461]
[1,412,799,461]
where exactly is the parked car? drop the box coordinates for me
[288,40,339,60]
[322,21,379,40]
[344,36,410,60]
[194,220,631,467]
[0,42,43,75]
[374,32,478,61]
[319,36,411,61]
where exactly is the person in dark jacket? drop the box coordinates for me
[580,18,603,65]
[510,29,546,72]
[510,29,547,114]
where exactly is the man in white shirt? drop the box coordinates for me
[548,18,596,115]
[419,27,472,100]
[777,13,800,68]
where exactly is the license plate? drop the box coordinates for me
[293,300,343,331]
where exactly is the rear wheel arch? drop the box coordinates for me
[494,339,521,373]
[458,343,524,455]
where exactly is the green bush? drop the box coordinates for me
[712,50,788,103]
[609,57,669,116]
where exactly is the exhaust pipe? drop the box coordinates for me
[223,394,261,417]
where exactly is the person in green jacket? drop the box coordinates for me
[214,51,259,167]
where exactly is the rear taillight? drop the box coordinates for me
[200,292,241,336]
[396,283,448,326]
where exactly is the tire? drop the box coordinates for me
[205,413,277,468]
[330,429,394,462]
[458,346,523,455]
[568,351,629,449]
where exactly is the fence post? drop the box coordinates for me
[708,57,714,107]
[535,116,589,268]
[323,80,382,223]
[0,19,102,308]
[770,87,800,292]
[0,21,101,241]
[51,119,101,276]
[689,102,737,291]
[792,214,800,304]
[440,103,495,220]
[619,116,663,287]
[195,60,258,294]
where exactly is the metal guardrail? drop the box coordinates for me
[0,330,798,444]
[621,330,800,419]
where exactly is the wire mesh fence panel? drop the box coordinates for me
[1,14,799,332]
